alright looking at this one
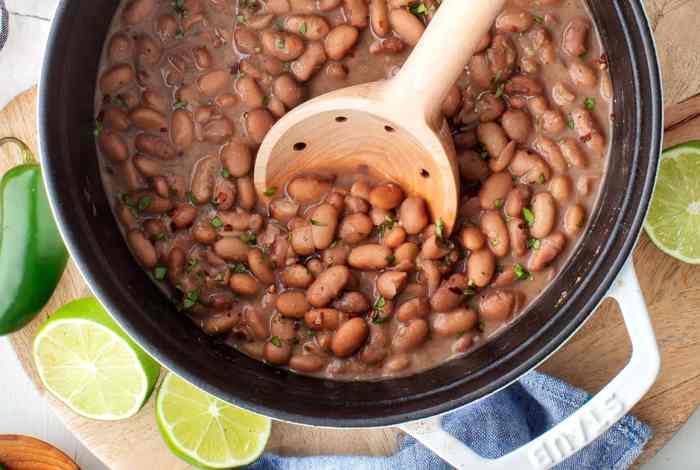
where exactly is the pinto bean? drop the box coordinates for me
[489,140,516,173]
[505,74,543,96]
[331,317,368,357]
[171,204,197,229]
[332,291,369,314]
[481,210,509,257]
[244,108,275,144]
[289,354,325,372]
[122,0,156,25]
[501,109,532,143]
[509,150,551,184]
[264,317,295,365]
[395,242,419,266]
[324,25,359,60]
[342,0,369,27]
[469,54,493,89]
[508,217,529,257]
[99,130,129,161]
[323,244,349,266]
[530,192,557,239]
[244,307,270,340]
[479,172,513,210]
[377,271,407,300]
[392,319,428,353]
[248,248,275,285]
[369,183,404,210]
[203,117,234,144]
[351,180,370,202]
[488,34,517,78]
[563,17,591,57]
[477,122,508,159]
[319,0,342,10]
[262,30,305,61]
[281,264,314,288]
[230,273,259,296]
[197,70,231,97]
[480,290,516,322]
[134,34,161,65]
[396,297,429,322]
[564,204,586,237]
[130,107,167,131]
[533,136,567,174]
[442,85,462,118]
[270,198,300,223]
[190,156,217,204]
[459,226,486,251]
[220,141,253,178]
[192,46,212,70]
[348,244,392,270]
[399,197,429,235]
[539,109,566,135]
[431,308,478,337]
[383,225,406,248]
[214,237,250,262]
[287,175,331,204]
[468,249,495,287]
[276,290,311,318]
[369,0,390,37]
[476,93,505,122]
[339,213,373,244]
[431,274,468,312]
[193,224,217,244]
[108,33,132,63]
[549,175,573,203]
[127,230,158,268]
[236,76,265,108]
[559,138,587,168]
[389,8,424,46]
[420,259,442,295]
[170,109,194,151]
[285,15,330,40]
[552,82,576,107]
[308,203,338,250]
[569,61,597,87]
[290,224,315,255]
[571,108,606,156]
[102,107,130,131]
[234,27,260,54]
[307,265,350,307]
[99,64,134,94]
[273,74,303,109]
[267,0,291,13]
[420,235,450,260]
[291,41,327,81]
[528,231,566,272]
[496,8,533,33]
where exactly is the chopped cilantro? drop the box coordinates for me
[270,336,282,347]
[528,238,541,250]
[584,97,596,110]
[522,207,535,226]
[275,38,286,49]
[173,100,188,110]
[186,191,196,204]
[231,262,248,273]
[263,186,277,197]
[299,22,308,34]
[240,232,257,245]
[435,218,446,240]
[137,195,153,212]
[514,264,532,281]
[181,290,199,310]
[309,219,326,227]
[211,216,224,228]
[175,29,185,40]
[186,259,199,273]
[221,168,231,178]
[567,117,576,129]
[494,199,504,209]
[154,266,167,280]
[533,15,544,23]
[373,296,386,311]
[93,119,104,137]
[537,174,546,184]
[385,255,396,265]
[410,3,428,16]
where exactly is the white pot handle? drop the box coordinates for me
[399,260,660,470]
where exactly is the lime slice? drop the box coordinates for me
[156,373,271,469]
[645,141,700,263]
[33,298,160,420]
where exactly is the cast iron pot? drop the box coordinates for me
[38,0,662,466]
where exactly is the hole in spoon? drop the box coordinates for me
[420,169,430,178]
[384,125,395,133]
[293,142,307,151]
[335,116,347,122]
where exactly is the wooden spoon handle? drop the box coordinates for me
[384,0,505,125]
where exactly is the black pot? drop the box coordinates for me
[38,0,662,428]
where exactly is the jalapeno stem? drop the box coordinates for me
[0,137,35,164]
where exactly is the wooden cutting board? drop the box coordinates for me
[3,2,700,464]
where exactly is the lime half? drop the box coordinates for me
[645,141,700,263]
[33,298,160,420]
[156,373,271,469]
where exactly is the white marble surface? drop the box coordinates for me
[0,1,698,469]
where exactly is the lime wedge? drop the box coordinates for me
[33,298,160,420]
[156,373,271,469]
[645,141,700,263]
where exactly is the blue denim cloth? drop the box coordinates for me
[249,372,651,470]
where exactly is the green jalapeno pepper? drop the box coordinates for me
[0,137,68,335]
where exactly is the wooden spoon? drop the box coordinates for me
[254,0,506,233]
[0,435,79,470]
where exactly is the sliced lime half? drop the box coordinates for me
[156,373,271,469]
[33,298,160,420]
[645,141,700,263]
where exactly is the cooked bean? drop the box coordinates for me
[501,109,531,143]
[505,74,543,96]
[420,235,450,260]
[396,297,429,322]
[289,354,325,372]
[468,249,496,287]
[559,138,587,168]
[307,265,350,307]
[383,225,406,248]
[276,290,311,318]
[281,264,314,288]
[508,217,529,256]
[430,274,468,312]
[479,172,513,210]
[203,117,234,144]
[339,213,373,244]
[244,108,275,144]
[319,0,342,10]
[291,41,327,82]
[564,204,586,236]
[509,150,551,184]
[127,230,157,268]
[193,224,217,244]
[197,70,231,97]
[324,25,359,60]
[358,323,388,364]
[458,226,485,251]
[469,54,494,88]
[368,183,404,210]
[214,237,250,261]
[570,108,606,156]
[171,204,197,229]
[476,93,505,122]
[477,122,508,159]
[108,33,132,63]
[234,27,260,54]
[533,136,567,174]
[398,197,429,235]
[99,64,134,94]
[392,319,428,353]
[431,308,478,337]
[552,82,576,107]
[331,291,368,314]
[569,61,597,88]
[548,175,573,203]
[388,8,424,46]
[130,107,167,131]
[308,203,338,250]
[290,224,315,255]
[236,76,265,108]
[489,140,516,173]
[290,0,315,13]
[134,34,161,65]
[273,74,304,109]
[122,0,156,25]
[369,0,390,37]
[230,273,259,296]
[267,0,291,14]
[530,192,557,239]
[348,244,392,270]
[481,210,509,257]
[102,107,130,131]
[377,271,407,300]
[99,130,129,161]
[287,175,331,204]
[496,8,533,33]
[563,17,591,57]
[420,259,442,295]
[442,85,462,118]
[479,290,515,321]
[192,46,212,70]
[245,307,270,340]
[331,317,369,357]
[262,30,305,61]
[285,15,330,40]
[395,241,419,265]
[264,317,295,365]
[190,156,218,204]
[504,184,530,218]
[170,109,194,151]
[528,232,566,272]
[248,248,275,285]
[220,141,253,177]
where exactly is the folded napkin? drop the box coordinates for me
[250,372,651,470]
